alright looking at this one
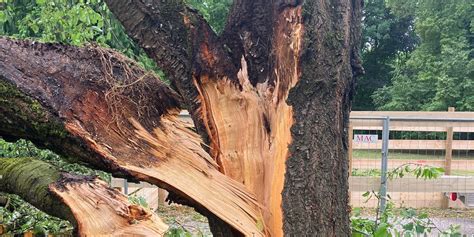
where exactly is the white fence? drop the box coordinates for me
[112,109,474,210]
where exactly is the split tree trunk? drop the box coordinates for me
[0,38,262,236]
[1,0,363,235]
[0,158,168,236]
[106,0,363,236]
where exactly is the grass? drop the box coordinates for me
[353,150,474,160]
[354,207,474,219]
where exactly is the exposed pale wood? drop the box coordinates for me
[0,38,263,236]
[51,177,168,236]
[349,176,474,192]
[125,118,263,236]
[190,7,304,235]
[352,140,473,150]
[0,158,168,236]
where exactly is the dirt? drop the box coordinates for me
[357,207,474,235]
[156,205,211,236]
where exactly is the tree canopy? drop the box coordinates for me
[371,0,473,111]
[353,0,418,110]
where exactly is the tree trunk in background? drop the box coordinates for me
[0,158,168,236]
[105,0,363,236]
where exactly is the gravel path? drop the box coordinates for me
[431,218,474,235]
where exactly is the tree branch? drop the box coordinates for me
[0,158,168,236]
[104,1,242,156]
[0,37,263,236]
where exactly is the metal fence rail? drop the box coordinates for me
[349,108,474,209]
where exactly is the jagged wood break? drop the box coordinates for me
[105,0,363,236]
[1,0,363,235]
[0,158,168,236]
[0,38,262,236]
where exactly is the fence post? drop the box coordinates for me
[442,107,455,208]
[445,107,455,175]
[379,117,390,214]
[123,179,129,195]
[158,188,168,207]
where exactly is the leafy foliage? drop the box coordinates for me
[351,164,460,237]
[0,193,72,235]
[351,163,444,178]
[373,0,474,111]
[0,139,111,235]
[186,0,232,33]
[388,163,444,180]
[0,0,163,76]
[354,0,418,110]
[351,204,462,237]
[165,227,198,237]
[0,139,111,182]
[128,194,149,210]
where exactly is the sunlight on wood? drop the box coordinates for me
[50,178,168,236]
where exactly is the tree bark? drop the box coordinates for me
[105,0,363,236]
[282,1,364,235]
[1,0,364,234]
[0,37,263,236]
[0,158,168,236]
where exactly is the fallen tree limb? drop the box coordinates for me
[0,158,168,236]
[0,37,262,236]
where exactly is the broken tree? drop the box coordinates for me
[0,38,261,236]
[0,158,168,236]
[0,0,363,236]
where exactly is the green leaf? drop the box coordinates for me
[374,223,389,237]
[402,223,414,231]
[0,11,6,23]
[415,225,425,233]
[418,213,428,219]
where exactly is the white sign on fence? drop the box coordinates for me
[353,134,378,144]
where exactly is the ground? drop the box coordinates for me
[358,208,474,235]
[157,205,212,236]
[155,204,474,236]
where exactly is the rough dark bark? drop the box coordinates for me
[0,158,168,236]
[1,0,363,234]
[0,37,262,236]
[104,0,363,236]
[104,0,361,236]
[282,0,364,235]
